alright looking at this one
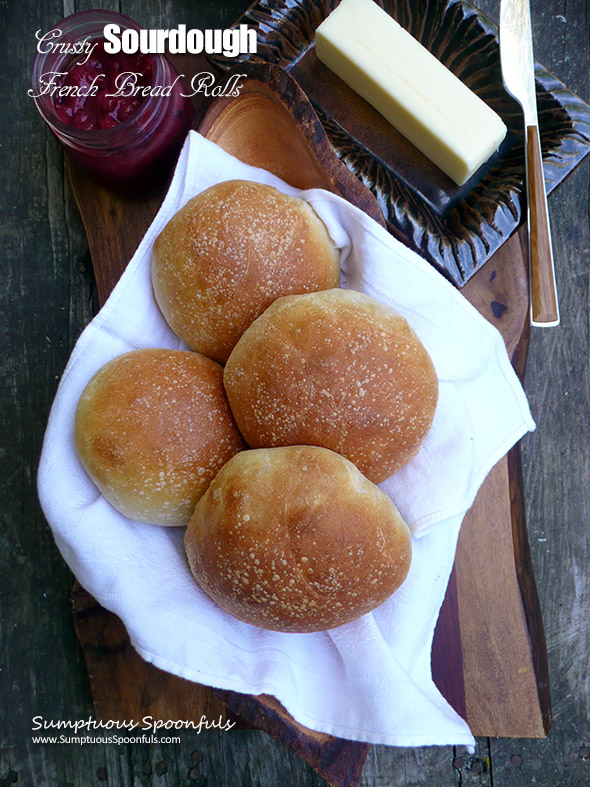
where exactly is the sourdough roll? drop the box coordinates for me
[151,180,340,364]
[75,349,245,526]
[185,446,412,632]
[224,289,438,483]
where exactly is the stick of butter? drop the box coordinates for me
[315,0,507,185]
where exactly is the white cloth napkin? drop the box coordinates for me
[37,131,534,749]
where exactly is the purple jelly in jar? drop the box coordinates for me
[31,11,195,192]
[53,41,154,130]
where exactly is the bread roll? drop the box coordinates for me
[185,446,412,632]
[151,180,340,364]
[224,289,438,483]
[75,349,245,526]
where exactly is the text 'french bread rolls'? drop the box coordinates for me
[185,446,412,632]
[151,180,340,364]
[223,289,438,484]
[75,349,245,526]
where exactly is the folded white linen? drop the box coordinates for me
[37,131,535,749]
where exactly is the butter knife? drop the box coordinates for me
[499,0,559,327]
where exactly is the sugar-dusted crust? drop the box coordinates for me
[151,180,340,364]
[75,349,245,526]
[224,289,438,483]
[185,446,412,632]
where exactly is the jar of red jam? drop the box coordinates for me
[30,10,195,191]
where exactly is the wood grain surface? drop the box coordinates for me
[65,56,549,758]
[1,0,589,786]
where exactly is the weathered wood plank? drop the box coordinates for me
[473,0,590,785]
[1,0,588,785]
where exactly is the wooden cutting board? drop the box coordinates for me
[67,62,550,787]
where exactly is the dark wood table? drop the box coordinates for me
[1,0,588,785]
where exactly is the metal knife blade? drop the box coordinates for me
[499,0,538,126]
[499,0,559,327]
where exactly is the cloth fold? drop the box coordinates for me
[37,131,535,749]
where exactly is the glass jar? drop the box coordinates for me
[30,10,195,192]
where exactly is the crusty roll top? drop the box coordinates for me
[151,180,340,363]
[185,446,412,632]
[223,289,439,483]
[75,348,245,526]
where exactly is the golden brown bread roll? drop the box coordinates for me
[75,348,245,526]
[223,289,438,483]
[151,180,340,364]
[184,446,412,632]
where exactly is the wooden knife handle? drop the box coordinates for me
[527,125,559,326]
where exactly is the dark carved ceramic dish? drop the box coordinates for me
[210,0,590,286]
